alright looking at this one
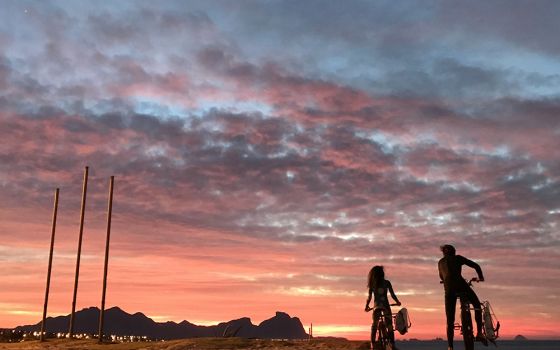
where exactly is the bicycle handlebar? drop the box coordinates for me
[439,277,483,286]
[467,277,481,286]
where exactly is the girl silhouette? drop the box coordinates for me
[365,265,401,349]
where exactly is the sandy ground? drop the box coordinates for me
[0,338,370,350]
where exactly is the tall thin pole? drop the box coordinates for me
[69,166,88,338]
[98,176,114,343]
[40,188,59,342]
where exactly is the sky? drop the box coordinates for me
[1,0,559,341]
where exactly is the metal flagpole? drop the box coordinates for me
[98,176,114,342]
[69,166,88,338]
[40,188,59,341]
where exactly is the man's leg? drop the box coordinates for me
[464,287,482,335]
[464,286,487,345]
[445,292,456,349]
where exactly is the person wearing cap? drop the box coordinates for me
[438,244,487,350]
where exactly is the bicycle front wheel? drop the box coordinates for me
[461,307,475,350]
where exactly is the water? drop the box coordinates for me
[394,340,559,350]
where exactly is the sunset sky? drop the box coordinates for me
[1,0,559,341]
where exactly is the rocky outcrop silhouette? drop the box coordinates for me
[257,312,306,339]
[14,307,308,340]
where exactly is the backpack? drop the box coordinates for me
[395,308,411,335]
[483,301,500,341]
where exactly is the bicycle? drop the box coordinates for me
[366,303,399,350]
[454,278,500,350]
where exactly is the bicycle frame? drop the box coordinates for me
[452,278,499,349]
[371,308,396,350]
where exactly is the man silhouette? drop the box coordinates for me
[438,244,487,350]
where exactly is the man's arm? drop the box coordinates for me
[438,259,447,284]
[462,256,485,281]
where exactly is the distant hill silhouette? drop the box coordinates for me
[514,334,528,341]
[14,307,308,340]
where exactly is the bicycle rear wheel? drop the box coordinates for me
[372,340,392,350]
[373,321,392,350]
[461,305,475,350]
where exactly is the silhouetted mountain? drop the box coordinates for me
[257,312,306,339]
[514,334,528,341]
[14,307,308,340]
